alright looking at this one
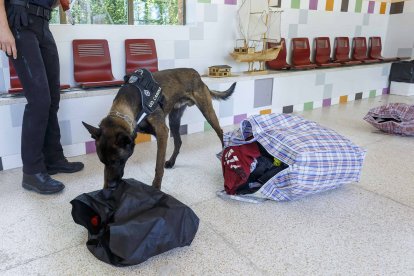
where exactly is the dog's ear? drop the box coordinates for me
[123,74,131,84]
[116,133,133,148]
[82,122,101,140]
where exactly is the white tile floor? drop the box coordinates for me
[0,95,414,275]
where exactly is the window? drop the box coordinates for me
[53,0,185,25]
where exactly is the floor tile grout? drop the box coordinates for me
[352,185,414,210]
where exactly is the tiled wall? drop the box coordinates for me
[1,0,412,91]
[0,63,390,171]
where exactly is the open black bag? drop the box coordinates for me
[71,178,200,266]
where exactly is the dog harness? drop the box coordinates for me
[111,68,163,134]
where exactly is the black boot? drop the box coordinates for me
[46,159,85,175]
[22,172,65,194]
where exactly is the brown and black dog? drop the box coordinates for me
[83,68,236,190]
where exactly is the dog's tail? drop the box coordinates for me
[209,82,237,101]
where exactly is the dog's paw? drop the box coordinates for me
[164,160,175,169]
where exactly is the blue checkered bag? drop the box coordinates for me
[220,114,366,201]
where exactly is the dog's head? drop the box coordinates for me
[82,118,136,189]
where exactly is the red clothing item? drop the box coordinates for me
[222,143,261,195]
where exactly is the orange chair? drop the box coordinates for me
[8,60,70,94]
[352,37,380,63]
[333,37,362,65]
[72,39,123,88]
[266,38,290,70]
[125,39,158,74]
[291,38,317,70]
[314,37,341,68]
[368,37,399,62]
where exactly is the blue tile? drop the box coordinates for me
[288,24,298,38]
[190,22,204,40]
[219,96,234,118]
[174,40,190,59]
[9,104,24,127]
[59,120,72,146]
[315,73,326,86]
[299,10,308,24]
[323,84,333,99]
[254,78,273,108]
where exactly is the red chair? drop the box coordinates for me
[8,60,70,94]
[125,39,158,74]
[266,38,290,70]
[72,39,123,88]
[352,37,379,63]
[333,37,362,65]
[368,37,399,62]
[291,38,317,69]
[314,37,341,67]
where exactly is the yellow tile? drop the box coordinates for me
[380,2,386,14]
[340,95,348,103]
[135,133,152,144]
[326,0,334,11]
[260,109,272,115]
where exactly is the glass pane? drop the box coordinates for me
[70,0,128,24]
[49,9,60,24]
[133,0,183,25]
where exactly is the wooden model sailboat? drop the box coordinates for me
[231,0,283,72]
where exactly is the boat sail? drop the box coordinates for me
[231,0,283,72]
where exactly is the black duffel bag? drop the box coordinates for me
[389,60,414,83]
[71,178,200,266]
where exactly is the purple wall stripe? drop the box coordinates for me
[323,98,332,107]
[368,1,375,13]
[85,141,96,154]
[309,0,318,10]
[382,88,390,95]
[224,0,237,4]
[234,114,247,124]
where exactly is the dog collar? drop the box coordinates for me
[108,111,135,134]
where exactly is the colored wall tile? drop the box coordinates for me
[283,105,294,114]
[204,121,213,131]
[382,88,389,95]
[198,0,211,3]
[341,0,349,12]
[174,40,190,59]
[225,0,237,4]
[368,1,375,13]
[260,109,272,115]
[323,98,331,107]
[0,157,3,171]
[309,0,318,10]
[85,141,96,154]
[380,2,386,14]
[355,92,363,100]
[323,84,333,99]
[180,125,188,135]
[234,114,247,124]
[355,0,362,13]
[204,4,218,22]
[390,2,404,14]
[339,95,348,103]
[59,120,73,146]
[135,133,151,144]
[304,102,314,111]
[9,104,24,127]
[369,90,376,98]
[254,78,273,108]
[326,0,334,11]
[292,0,301,9]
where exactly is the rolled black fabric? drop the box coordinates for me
[71,179,200,266]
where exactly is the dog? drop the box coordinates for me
[83,68,236,190]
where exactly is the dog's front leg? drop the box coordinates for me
[152,122,169,190]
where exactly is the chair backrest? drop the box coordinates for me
[369,36,382,58]
[266,38,288,69]
[352,37,368,59]
[291,38,311,66]
[125,39,158,74]
[314,37,332,64]
[9,60,22,89]
[334,37,351,61]
[72,39,115,83]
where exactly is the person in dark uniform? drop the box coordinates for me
[0,0,84,194]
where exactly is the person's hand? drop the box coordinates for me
[0,24,17,59]
[7,4,28,30]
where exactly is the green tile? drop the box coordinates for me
[291,0,301,9]
[204,121,213,132]
[304,102,314,111]
[369,90,376,98]
[355,0,363,12]
[198,0,211,3]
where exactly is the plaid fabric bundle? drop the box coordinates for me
[220,114,366,201]
[364,103,414,136]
